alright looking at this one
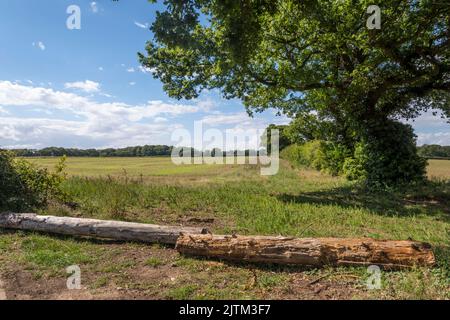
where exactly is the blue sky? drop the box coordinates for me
[0,0,448,149]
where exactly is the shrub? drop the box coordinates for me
[0,151,24,209]
[320,142,350,176]
[281,140,348,176]
[282,121,427,187]
[356,121,427,187]
[280,144,303,167]
[0,151,67,211]
[342,142,368,182]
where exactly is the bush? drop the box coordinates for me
[342,143,368,182]
[280,140,348,176]
[282,120,426,188]
[320,142,350,176]
[0,151,67,211]
[280,144,303,167]
[356,120,427,187]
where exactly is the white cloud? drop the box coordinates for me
[0,116,182,149]
[64,80,100,93]
[98,67,104,71]
[405,109,450,129]
[154,117,168,123]
[417,132,450,146]
[0,82,293,150]
[129,82,136,86]
[196,98,216,112]
[201,112,252,126]
[0,106,8,115]
[127,67,135,73]
[139,66,156,74]
[32,41,46,51]
[404,109,450,145]
[90,2,98,13]
[100,92,113,98]
[0,81,206,120]
[134,21,149,29]
[0,81,210,148]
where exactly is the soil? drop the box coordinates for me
[0,243,366,300]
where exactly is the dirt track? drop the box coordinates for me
[0,278,7,300]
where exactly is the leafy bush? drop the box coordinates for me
[280,144,303,167]
[281,140,348,176]
[418,144,450,159]
[356,121,427,187]
[281,121,427,187]
[0,151,24,209]
[261,124,292,153]
[320,142,350,176]
[0,151,67,211]
[342,143,368,182]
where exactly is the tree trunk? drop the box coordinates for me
[0,213,208,245]
[176,234,435,269]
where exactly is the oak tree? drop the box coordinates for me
[140,0,450,185]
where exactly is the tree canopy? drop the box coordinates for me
[140,0,449,123]
[140,0,450,185]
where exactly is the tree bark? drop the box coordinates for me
[176,234,435,269]
[0,213,208,245]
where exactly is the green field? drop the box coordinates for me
[1,157,449,299]
[26,156,450,180]
[26,157,234,177]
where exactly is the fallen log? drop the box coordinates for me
[176,234,435,269]
[0,213,208,245]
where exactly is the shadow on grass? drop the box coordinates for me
[177,252,450,276]
[0,228,176,249]
[275,180,450,221]
[434,245,450,272]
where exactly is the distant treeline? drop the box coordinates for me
[417,145,450,159]
[10,146,262,157]
[12,145,173,157]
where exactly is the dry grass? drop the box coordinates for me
[427,159,450,180]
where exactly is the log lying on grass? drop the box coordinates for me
[0,213,208,245]
[176,234,435,269]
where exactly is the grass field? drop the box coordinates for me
[427,159,450,180]
[27,157,450,180]
[1,157,449,299]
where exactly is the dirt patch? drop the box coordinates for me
[0,241,369,300]
[0,278,6,300]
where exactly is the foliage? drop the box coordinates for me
[140,0,450,186]
[5,156,447,299]
[0,150,24,209]
[0,151,67,211]
[281,140,349,176]
[260,124,291,153]
[282,121,427,185]
[141,0,449,119]
[12,145,268,158]
[342,143,368,182]
[355,120,428,187]
[418,144,450,159]
[13,145,174,157]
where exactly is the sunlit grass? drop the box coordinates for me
[1,156,448,299]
